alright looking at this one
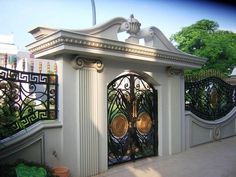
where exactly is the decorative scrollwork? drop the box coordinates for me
[213,126,221,140]
[185,76,236,121]
[0,66,58,140]
[166,66,183,76]
[71,55,104,71]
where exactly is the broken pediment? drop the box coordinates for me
[28,15,181,53]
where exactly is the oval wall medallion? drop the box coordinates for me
[213,126,221,140]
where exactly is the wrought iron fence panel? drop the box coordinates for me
[0,66,58,140]
[185,76,236,121]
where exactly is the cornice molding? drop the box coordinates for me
[27,32,206,69]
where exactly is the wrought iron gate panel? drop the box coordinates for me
[108,74,157,166]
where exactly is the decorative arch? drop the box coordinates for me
[107,72,158,166]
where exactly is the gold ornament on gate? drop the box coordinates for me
[111,114,128,138]
[210,87,219,109]
[136,112,152,135]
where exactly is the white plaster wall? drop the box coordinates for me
[56,56,79,177]
[185,110,236,148]
[0,132,45,164]
[43,128,62,167]
[0,126,63,168]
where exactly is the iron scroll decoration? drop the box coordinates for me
[0,66,58,140]
[107,73,158,166]
[185,76,236,121]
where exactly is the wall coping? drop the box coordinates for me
[185,107,236,128]
[0,120,62,150]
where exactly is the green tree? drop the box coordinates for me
[170,19,236,75]
[0,81,19,139]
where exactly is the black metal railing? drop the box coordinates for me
[185,75,236,121]
[0,66,58,140]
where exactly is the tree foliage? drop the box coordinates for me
[171,19,236,75]
[0,81,19,139]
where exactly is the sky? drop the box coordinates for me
[0,0,236,51]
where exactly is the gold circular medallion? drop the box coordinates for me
[136,112,152,135]
[111,114,128,138]
[210,88,219,109]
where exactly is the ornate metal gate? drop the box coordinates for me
[107,74,158,166]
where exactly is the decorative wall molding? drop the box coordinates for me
[27,34,206,69]
[185,111,236,148]
[212,126,221,140]
[0,132,45,164]
[185,107,236,127]
[166,66,183,76]
[0,120,62,150]
[71,55,104,71]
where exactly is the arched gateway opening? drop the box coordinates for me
[107,73,158,166]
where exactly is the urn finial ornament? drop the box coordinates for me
[124,14,141,44]
[127,14,141,36]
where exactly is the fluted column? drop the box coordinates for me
[75,58,100,177]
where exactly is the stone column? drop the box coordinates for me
[180,73,186,151]
[73,56,103,177]
[167,67,183,154]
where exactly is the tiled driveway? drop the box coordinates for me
[94,136,236,177]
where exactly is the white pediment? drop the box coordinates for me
[29,17,126,41]
[29,15,180,53]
